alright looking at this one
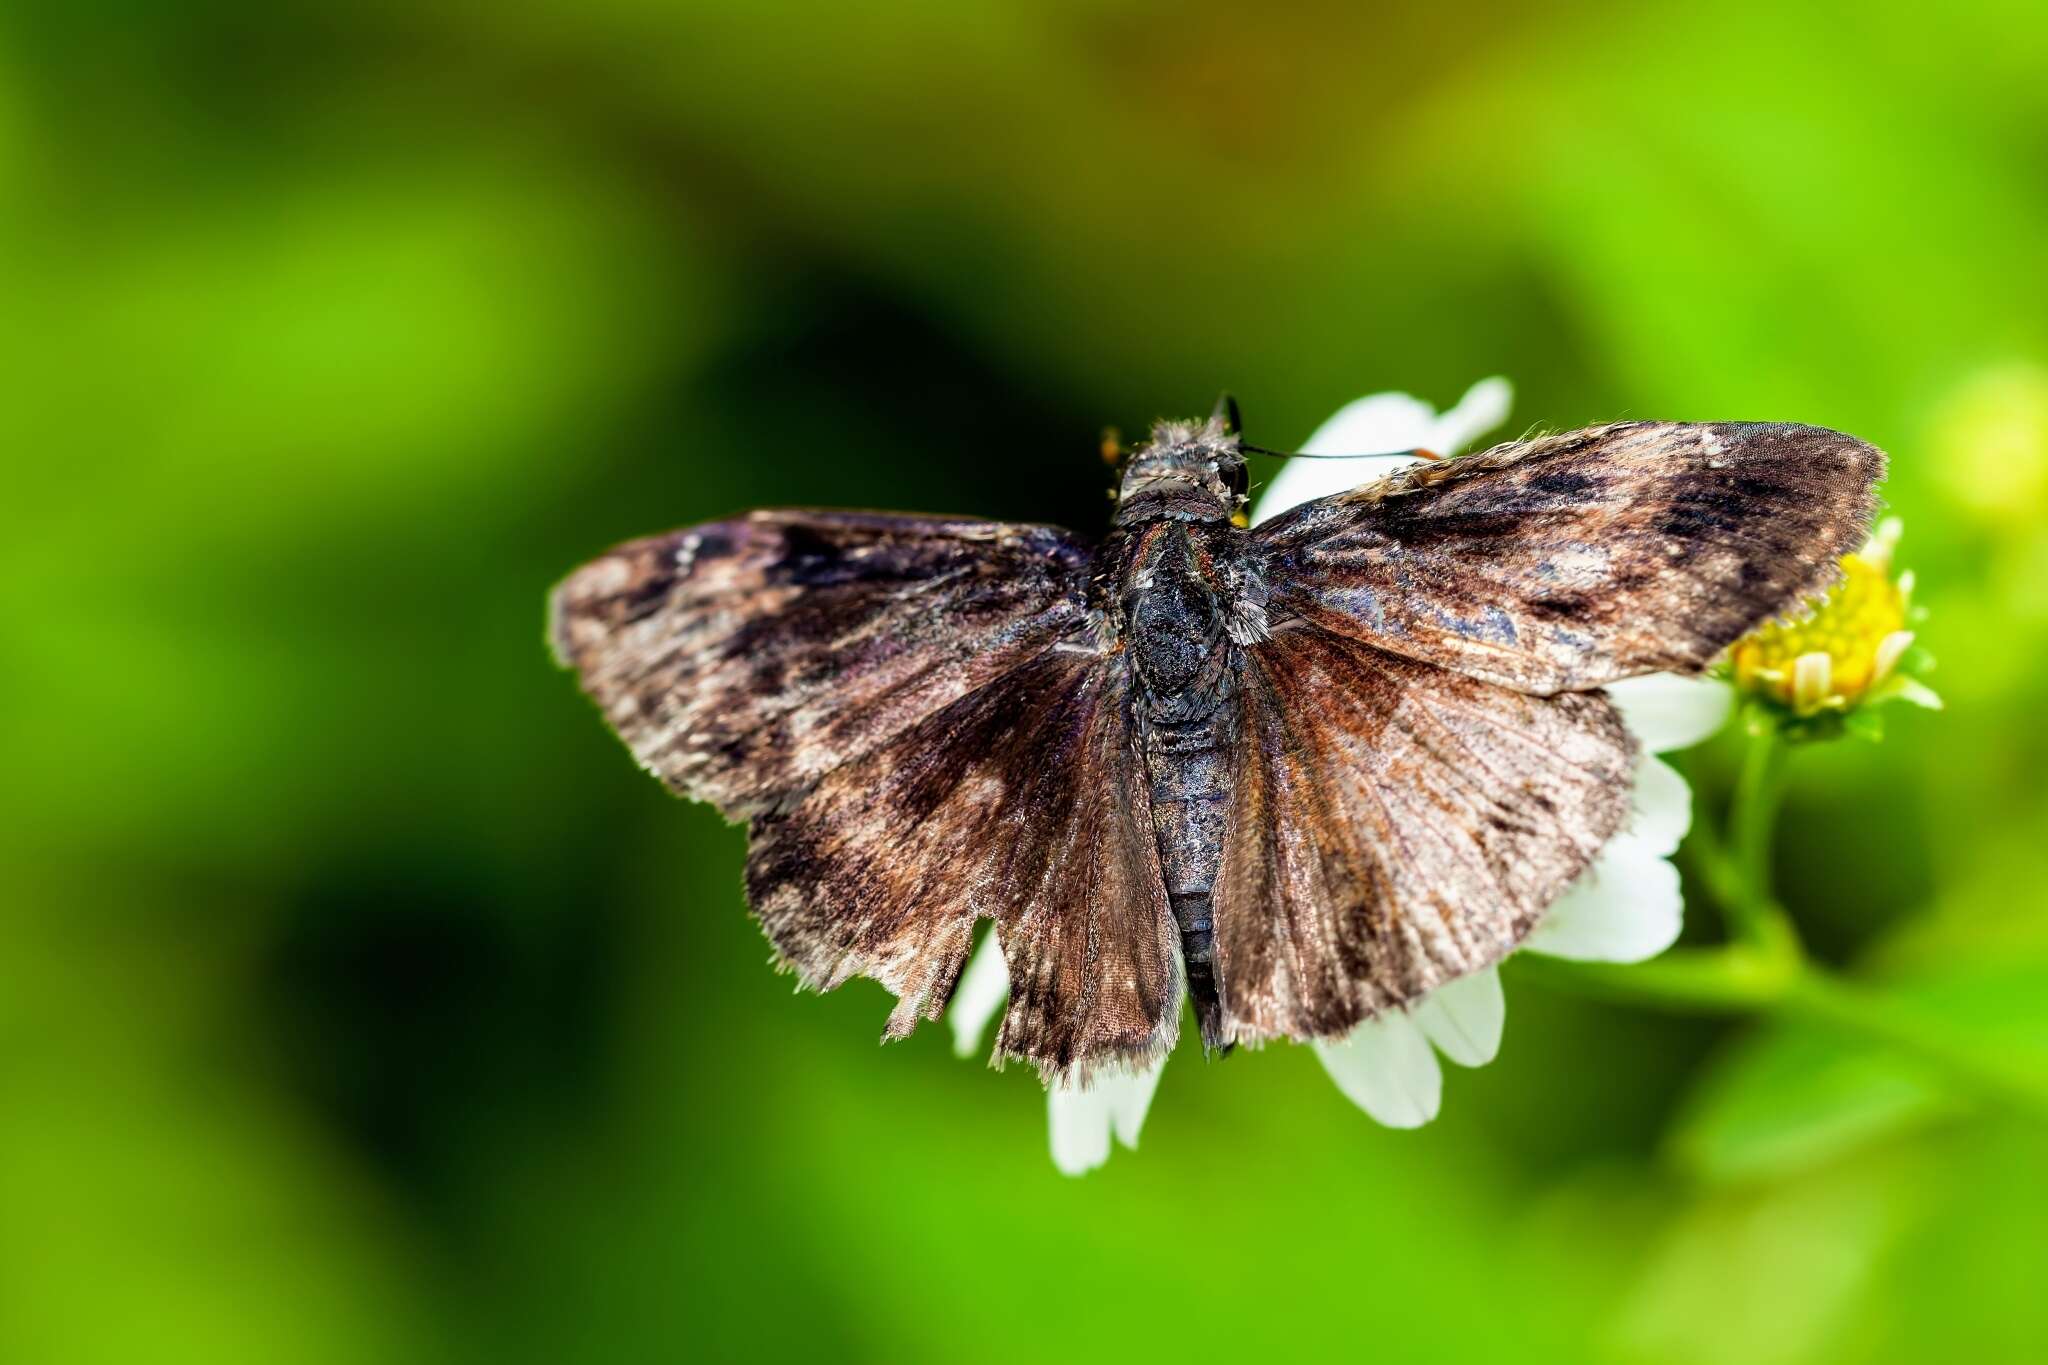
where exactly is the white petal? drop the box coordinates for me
[1252,450,1420,523]
[1101,1058,1167,1148]
[1423,376,1514,455]
[1862,516,1903,571]
[1523,832,1683,963]
[1047,1083,1114,1176]
[947,930,1008,1058]
[1873,630,1914,684]
[1793,652,1833,712]
[1892,677,1944,710]
[1628,754,1692,859]
[1045,1057,1167,1176]
[1253,379,1512,525]
[1300,391,1445,456]
[1605,674,1733,753]
[1314,1011,1443,1128]
[1412,966,1505,1068]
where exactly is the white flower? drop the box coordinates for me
[950,380,1729,1172]
[1255,376,1516,512]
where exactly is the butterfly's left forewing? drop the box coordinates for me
[1212,419,1881,1042]
[1253,421,1883,694]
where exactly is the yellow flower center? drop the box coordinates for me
[1731,550,1909,713]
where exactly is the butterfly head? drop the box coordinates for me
[1116,416,1248,525]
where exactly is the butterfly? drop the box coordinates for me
[549,409,1882,1084]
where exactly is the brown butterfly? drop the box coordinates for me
[549,410,1881,1084]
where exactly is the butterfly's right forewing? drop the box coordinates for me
[550,509,1094,817]
[554,507,1179,1078]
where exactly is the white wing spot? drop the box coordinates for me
[674,533,704,576]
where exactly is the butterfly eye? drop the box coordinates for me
[1224,459,1248,500]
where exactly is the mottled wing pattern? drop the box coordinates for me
[1253,422,1884,694]
[552,510,1176,1077]
[1215,625,1634,1044]
[550,510,1092,817]
[744,648,1180,1080]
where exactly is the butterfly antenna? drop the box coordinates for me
[1240,442,1444,462]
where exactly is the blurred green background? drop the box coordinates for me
[5,2,2047,1362]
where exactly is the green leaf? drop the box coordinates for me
[1618,1140,1939,1365]
[1671,960,2048,1183]
[1670,1021,1960,1182]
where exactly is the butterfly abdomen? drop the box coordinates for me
[1142,707,1236,1050]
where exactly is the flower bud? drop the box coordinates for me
[1727,519,1940,733]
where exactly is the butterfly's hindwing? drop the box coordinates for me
[1252,421,1884,694]
[745,647,1179,1079]
[1214,624,1634,1044]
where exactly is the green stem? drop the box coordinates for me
[1516,947,1791,1013]
[1519,953,2048,1122]
[1721,733,1798,953]
[1519,728,2048,1123]
[1677,772,1746,921]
